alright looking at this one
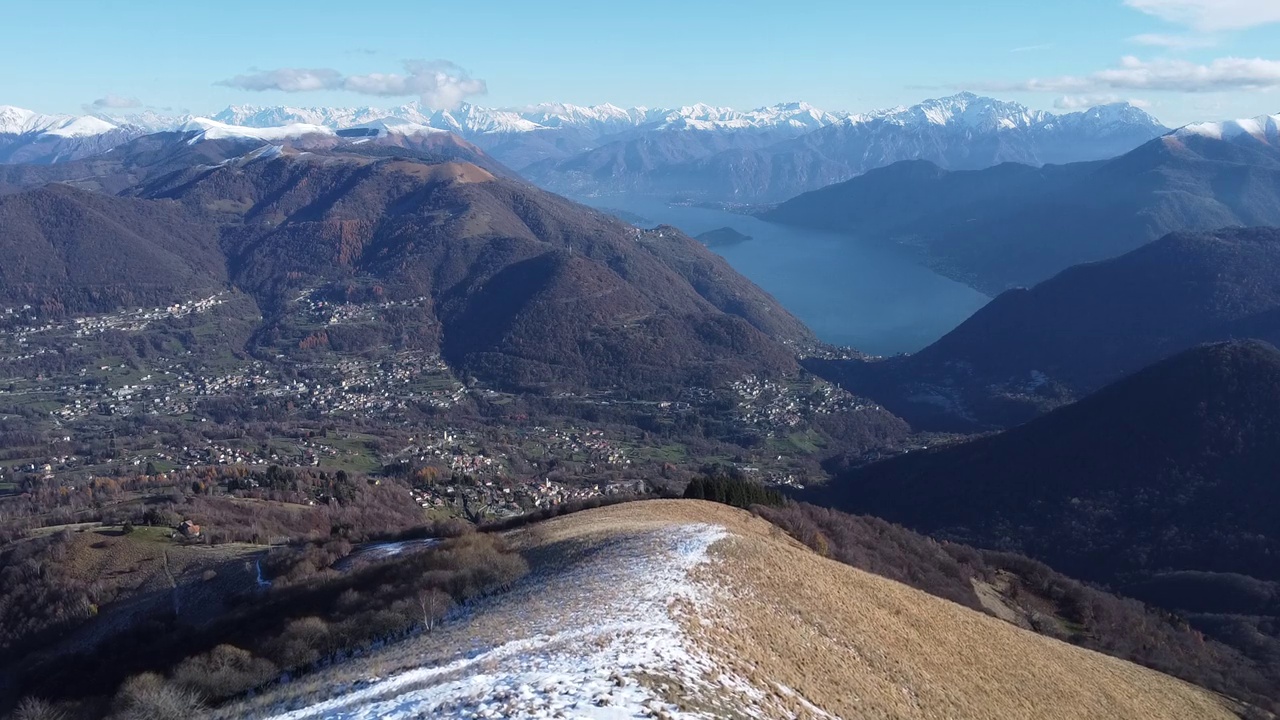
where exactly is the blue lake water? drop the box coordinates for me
[584,197,990,356]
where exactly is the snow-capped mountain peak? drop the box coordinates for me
[350,117,446,137]
[212,104,395,130]
[519,102,644,128]
[1174,113,1280,144]
[44,115,119,138]
[0,106,124,137]
[179,118,335,144]
[0,105,159,164]
[744,101,848,130]
[858,92,1046,130]
[0,105,59,135]
[425,103,543,135]
[94,109,192,133]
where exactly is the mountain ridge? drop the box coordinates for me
[526,94,1167,201]
[2,95,1167,182]
[0,143,834,398]
[811,227,1280,430]
[226,500,1237,720]
[766,121,1280,293]
[813,338,1280,600]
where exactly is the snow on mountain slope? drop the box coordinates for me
[42,115,119,137]
[98,109,192,133]
[349,117,446,137]
[426,104,543,135]
[232,500,1233,720]
[527,93,1169,201]
[200,100,847,137]
[0,106,124,136]
[647,102,849,132]
[0,106,150,164]
[839,93,1166,135]
[179,118,335,143]
[0,105,67,135]
[0,96,1171,175]
[518,102,659,130]
[1175,113,1280,144]
[851,92,1047,130]
[213,104,401,129]
[262,522,739,720]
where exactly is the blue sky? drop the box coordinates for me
[3,0,1279,125]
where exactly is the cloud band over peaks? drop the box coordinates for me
[217,60,487,110]
[974,56,1280,94]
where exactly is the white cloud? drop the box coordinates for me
[975,56,1280,93]
[1128,33,1217,49]
[220,68,343,93]
[89,94,141,109]
[1053,94,1151,109]
[217,60,486,109]
[344,60,487,109]
[1125,0,1280,32]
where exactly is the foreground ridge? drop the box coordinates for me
[234,500,1233,720]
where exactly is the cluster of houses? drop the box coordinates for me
[526,427,631,469]
[394,430,507,479]
[2,294,228,350]
[71,294,228,338]
[297,291,432,327]
[11,346,469,430]
[731,375,876,435]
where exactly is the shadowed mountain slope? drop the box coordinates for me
[814,340,1280,583]
[132,150,814,393]
[0,184,226,314]
[813,227,1280,429]
[766,132,1280,293]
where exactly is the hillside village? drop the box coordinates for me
[0,295,885,531]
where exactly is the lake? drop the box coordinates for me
[584,197,990,356]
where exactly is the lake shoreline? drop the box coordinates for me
[580,195,989,356]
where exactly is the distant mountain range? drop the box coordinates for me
[0,120,509,197]
[525,94,1168,201]
[0,100,850,169]
[2,95,1169,202]
[811,227,1280,430]
[767,111,1280,293]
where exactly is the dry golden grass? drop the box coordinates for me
[525,500,1235,720]
[222,500,1236,719]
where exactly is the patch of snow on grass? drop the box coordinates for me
[262,523,783,720]
[332,538,443,572]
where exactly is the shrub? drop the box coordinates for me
[171,644,277,702]
[11,698,65,720]
[110,673,204,720]
[267,617,331,670]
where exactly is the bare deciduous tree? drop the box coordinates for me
[416,587,453,633]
